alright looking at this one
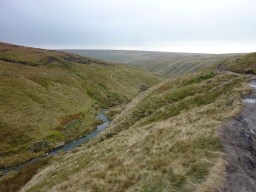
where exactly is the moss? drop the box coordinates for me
[44,131,64,143]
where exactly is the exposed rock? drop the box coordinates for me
[29,140,50,153]
[215,64,228,74]
[62,55,90,64]
[206,80,212,84]
[47,56,57,64]
[139,84,149,92]
[55,142,65,148]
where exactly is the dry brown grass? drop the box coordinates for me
[0,157,52,192]
[55,113,82,130]
[223,52,256,74]
[20,71,250,192]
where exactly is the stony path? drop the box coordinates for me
[221,78,256,192]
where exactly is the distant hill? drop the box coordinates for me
[62,50,243,76]
[0,42,161,168]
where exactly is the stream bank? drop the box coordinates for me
[0,110,110,177]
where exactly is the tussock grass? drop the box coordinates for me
[21,69,250,192]
[0,157,52,192]
[0,42,161,168]
[223,52,256,74]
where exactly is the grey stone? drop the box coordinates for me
[29,140,50,153]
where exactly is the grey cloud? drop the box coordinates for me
[0,0,256,53]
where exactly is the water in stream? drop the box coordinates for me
[243,80,256,104]
[50,110,110,155]
[243,98,256,104]
[1,110,110,176]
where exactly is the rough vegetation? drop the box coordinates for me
[2,42,255,192]
[223,52,256,74]
[21,67,250,192]
[0,42,161,168]
[0,157,53,192]
[64,50,241,77]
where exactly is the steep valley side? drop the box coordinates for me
[0,42,161,171]
[63,49,242,77]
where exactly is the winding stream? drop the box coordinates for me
[50,110,110,155]
[1,110,110,176]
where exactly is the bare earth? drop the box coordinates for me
[221,77,256,192]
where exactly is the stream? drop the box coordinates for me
[243,80,256,104]
[1,110,110,176]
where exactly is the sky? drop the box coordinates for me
[0,0,256,53]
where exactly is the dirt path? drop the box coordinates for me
[221,77,256,192]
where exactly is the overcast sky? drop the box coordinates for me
[0,0,256,53]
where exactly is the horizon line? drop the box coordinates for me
[1,41,254,55]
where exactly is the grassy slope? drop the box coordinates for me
[223,52,256,74]
[0,42,161,167]
[22,62,251,191]
[63,50,241,77]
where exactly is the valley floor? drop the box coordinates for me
[221,77,256,192]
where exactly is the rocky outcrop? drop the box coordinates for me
[47,56,58,64]
[215,64,228,74]
[139,84,149,92]
[28,140,50,153]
